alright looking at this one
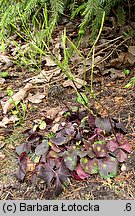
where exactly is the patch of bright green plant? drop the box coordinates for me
[5,2,63,73]
[123,69,131,75]
[1,0,131,53]
[125,76,135,88]
[0,71,9,78]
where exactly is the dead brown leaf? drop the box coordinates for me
[24,68,61,83]
[0,51,13,67]
[7,144,15,150]
[127,46,135,65]
[51,123,59,133]
[80,33,90,48]
[0,140,6,149]
[63,77,86,89]
[28,92,45,104]
[0,152,5,160]
[128,46,135,56]
[0,116,18,128]
[1,83,33,114]
[46,107,59,120]
[101,68,125,79]
[0,78,5,85]
[43,56,57,66]
[127,53,135,65]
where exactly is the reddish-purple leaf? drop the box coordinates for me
[49,142,61,152]
[116,133,124,142]
[64,122,75,135]
[53,174,63,196]
[78,110,88,120]
[80,157,98,174]
[14,167,26,181]
[98,156,118,179]
[19,152,27,169]
[115,122,126,133]
[120,142,132,153]
[74,148,88,157]
[95,117,114,133]
[83,139,92,150]
[75,164,89,179]
[44,117,53,125]
[50,134,68,146]
[88,114,95,128]
[35,140,49,156]
[72,171,83,180]
[48,150,59,158]
[93,142,107,158]
[115,149,127,162]
[14,152,27,181]
[107,134,132,155]
[66,112,79,122]
[64,151,77,171]
[16,142,31,155]
[38,159,70,196]
[26,132,42,144]
[57,160,71,184]
[87,149,95,158]
[38,163,54,185]
[75,129,82,141]
[79,139,95,158]
[107,140,119,152]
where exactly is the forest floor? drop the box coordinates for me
[0,14,135,200]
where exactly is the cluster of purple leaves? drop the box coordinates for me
[14,109,132,196]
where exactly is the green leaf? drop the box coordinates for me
[64,111,71,117]
[39,120,46,130]
[12,110,19,115]
[6,89,14,97]
[123,69,130,75]
[71,106,78,112]
[0,72,9,78]
[21,102,26,112]
[1,41,5,52]
[125,76,135,88]
[125,83,132,88]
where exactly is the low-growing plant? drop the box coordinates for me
[1,0,133,49]
[6,88,27,124]
[123,69,131,75]
[14,108,132,197]
[125,76,135,88]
